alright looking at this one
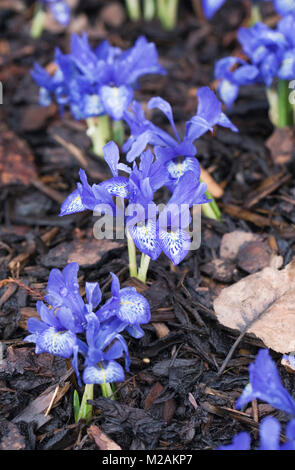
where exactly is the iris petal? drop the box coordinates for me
[100,85,133,120]
[131,220,162,260]
[118,288,151,324]
[83,360,125,384]
[159,228,191,266]
[59,189,86,216]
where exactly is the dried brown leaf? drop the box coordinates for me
[144,382,164,410]
[214,259,295,353]
[220,230,261,260]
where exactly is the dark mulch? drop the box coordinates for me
[0,0,294,450]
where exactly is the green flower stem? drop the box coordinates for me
[277,79,293,128]
[100,382,115,400]
[202,188,221,221]
[127,228,138,278]
[77,383,93,423]
[31,3,46,39]
[86,115,111,157]
[249,3,261,26]
[125,0,141,21]
[144,0,156,20]
[112,120,125,146]
[266,87,278,127]
[137,253,151,284]
[156,0,178,30]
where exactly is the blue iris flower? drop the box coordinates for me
[215,13,295,106]
[215,57,260,107]
[202,0,295,19]
[218,349,295,450]
[82,313,130,385]
[31,33,166,121]
[40,0,71,25]
[123,87,237,190]
[25,263,150,386]
[60,141,208,265]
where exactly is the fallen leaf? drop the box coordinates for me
[163,398,176,424]
[266,127,295,165]
[214,259,295,353]
[188,392,198,410]
[87,425,121,450]
[20,104,56,132]
[220,230,261,260]
[99,2,126,27]
[237,241,271,274]
[0,120,38,187]
[144,382,164,410]
[13,379,71,429]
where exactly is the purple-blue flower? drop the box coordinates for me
[59,142,209,265]
[82,314,130,385]
[219,415,295,450]
[31,33,166,121]
[123,87,237,190]
[218,349,295,450]
[25,263,151,386]
[215,14,295,106]
[218,432,251,450]
[40,0,71,25]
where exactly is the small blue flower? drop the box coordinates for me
[40,0,71,26]
[25,263,151,386]
[219,415,295,450]
[218,432,251,450]
[215,57,260,107]
[236,349,295,416]
[32,33,166,122]
[215,12,295,106]
[98,272,151,333]
[82,314,130,385]
[60,141,209,265]
[218,349,295,451]
[202,0,295,19]
[124,87,237,193]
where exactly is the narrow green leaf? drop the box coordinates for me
[73,390,80,423]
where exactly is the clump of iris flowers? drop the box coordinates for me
[25,262,150,420]
[31,0,71,38]
[122,86,238,220]
[215,12,295,127]
[31,33,166,156]
[59,140,209,283]
[218,349,295,450]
